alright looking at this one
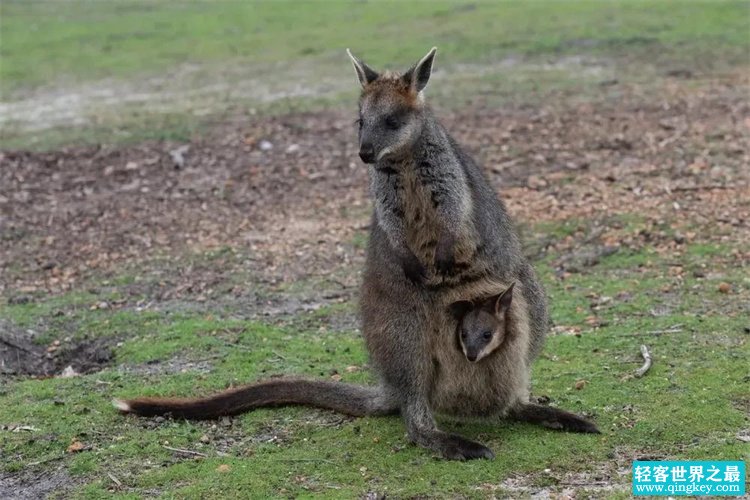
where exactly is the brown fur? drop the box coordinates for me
[361,72,421,108]
[429,286,531,417]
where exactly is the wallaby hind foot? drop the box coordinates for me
[410,428,495,461]
[510,403,600,434]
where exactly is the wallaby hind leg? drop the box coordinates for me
[510,403,600,434]
[403,399,495,461]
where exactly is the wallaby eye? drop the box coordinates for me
[385,116,401,130]
[460,331,467,340]
[355,118,363,129]
[482,331,492,341]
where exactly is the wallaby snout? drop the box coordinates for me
[359,143,376,163]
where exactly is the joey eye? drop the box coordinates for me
[385,116,401,130]
[460,331,467,340]
[482,331,492,341]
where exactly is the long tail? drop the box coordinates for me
[114,378,398,420]
[509,403,600,434]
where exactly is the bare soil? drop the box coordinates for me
[1,71,748,307]
[0,319,114,377]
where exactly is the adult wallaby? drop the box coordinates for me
[115,48,599,460]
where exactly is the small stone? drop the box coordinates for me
[169,145,190,169]
[199,434,210,444]
[259,140,273,151]
[285,144,300,153]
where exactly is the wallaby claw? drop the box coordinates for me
[441,434,495,461]
[434,233,456,276]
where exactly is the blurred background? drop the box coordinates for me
[2,1,747,147]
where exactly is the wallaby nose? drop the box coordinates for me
[467,353,477,362]
[359,144,375,163]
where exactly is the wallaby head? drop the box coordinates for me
[346,47,437,164]
[450,283,515,363]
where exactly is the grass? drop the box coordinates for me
[2,0,748,93]
[1,237,747,498]
[2,0,749,149]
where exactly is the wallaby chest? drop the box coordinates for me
[397,164,442,262]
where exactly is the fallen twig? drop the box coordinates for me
[621,325,683,337]
[27,453,65,467]
[668,184,730,193]
[107,472,122,487]
[163,445,207,457]
[272,458,336,465]
[647,327,683,335]
[634,345,652,378]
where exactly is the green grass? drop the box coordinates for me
[1,240,747,498]
[2,0,748,93]
[2,0,748,149]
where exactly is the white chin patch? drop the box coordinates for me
[376,147,392,161]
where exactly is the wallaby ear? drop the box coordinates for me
[449,300,473,321]
[403,47,437,93]
[346,49,379,88]
[494,282,515,316]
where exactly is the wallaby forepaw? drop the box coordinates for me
[442,434,495,461]
[434,254,455,277]
[434,232,456,276]
[402,254,427,284]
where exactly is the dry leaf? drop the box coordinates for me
[67,440,84,453]
[216,464,231,473]
[574,379,588,390]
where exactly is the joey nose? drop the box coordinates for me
[467,354,477,362]
[359,144,375,163]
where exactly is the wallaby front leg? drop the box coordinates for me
[402,398,495,460]
[401,248,428,284]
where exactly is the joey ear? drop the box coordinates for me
[402,47,437,92]
[494,282,515,316]
[346,49,379,87]
[449,300,473,321]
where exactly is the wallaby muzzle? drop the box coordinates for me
[359,143,376,163]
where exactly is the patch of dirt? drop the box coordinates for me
[1,72,748,305]
[0,320,114,377]
[117,356,214,376]
[0,466,78,500]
